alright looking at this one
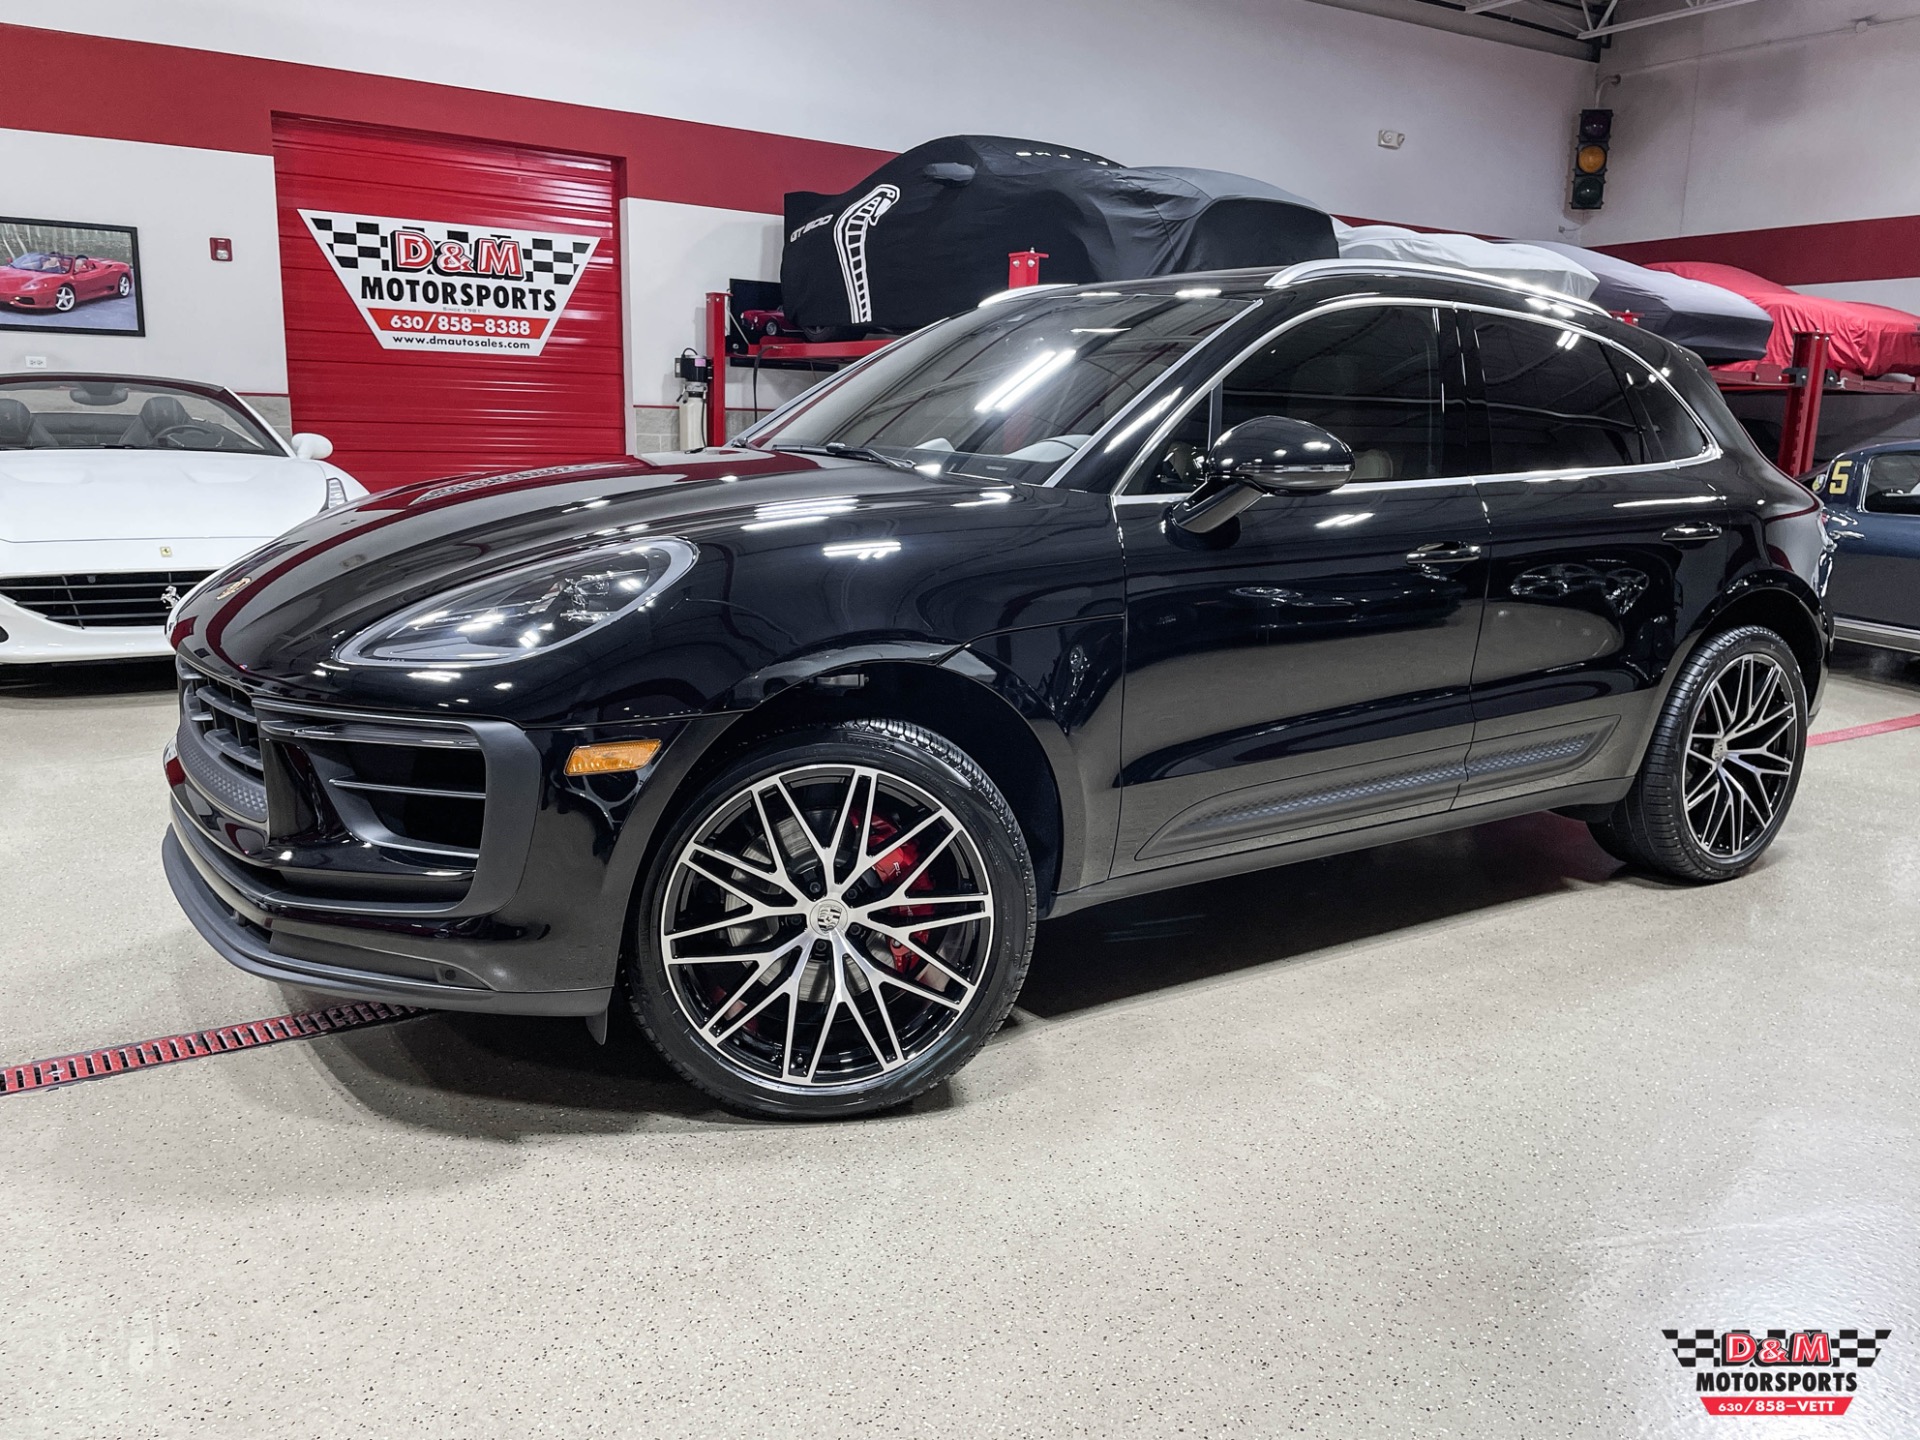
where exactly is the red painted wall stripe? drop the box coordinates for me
[1600,215,1920,289]
[0,23,890,215]
[1807,712,1920,747]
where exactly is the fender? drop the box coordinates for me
[1678,565,1829,686]
[942,614,1126,896]
[590,618,1122,957]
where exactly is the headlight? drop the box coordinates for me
[338,538,698,667]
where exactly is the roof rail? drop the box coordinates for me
[1265,258,1609,316]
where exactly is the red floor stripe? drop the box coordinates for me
[1808,712,1920,747]
[0,1002,421,1097]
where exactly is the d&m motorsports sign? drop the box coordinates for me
[300,210,598,356]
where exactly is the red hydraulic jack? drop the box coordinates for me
[1775,330,1831,477]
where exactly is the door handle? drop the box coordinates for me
[1405,541,1484,569]
[1662,521,1723,544]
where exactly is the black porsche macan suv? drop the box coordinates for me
[163,260,1831,1117]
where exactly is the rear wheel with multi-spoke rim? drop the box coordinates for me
[1590,625,1808,882]
[629,720,1035,1117]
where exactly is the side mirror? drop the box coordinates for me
[923,162,977,187]
[1170,416,1353,534]
[291,432,334,461]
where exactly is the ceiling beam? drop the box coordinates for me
[1301,0,1598,57]
[1579,0,1769,40]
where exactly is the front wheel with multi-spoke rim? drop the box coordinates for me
[628,720,1036,1118]
[1590,625,1808,882]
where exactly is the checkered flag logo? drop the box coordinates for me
[308,215,386,272]
[1663,1329,1718,1367]
[523,235,595,288]
[1834,1329,1891,1368]
[299,210,598,288]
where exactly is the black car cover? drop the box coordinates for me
[781,136,1337,334]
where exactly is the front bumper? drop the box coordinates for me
[164,656,707,1016]
[163,826,610,1016]
[0,594,174,662]
[0,543,265,663]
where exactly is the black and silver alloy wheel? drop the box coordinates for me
[1680,652,1798,860]
[629,720,1035,1117]
[1590,625,1808,882]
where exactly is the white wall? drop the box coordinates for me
[0,2,1602,438]
[1579,0,1920,246]
[0,129,287,394]
[620,197,815,432]
[0,1,1594,238]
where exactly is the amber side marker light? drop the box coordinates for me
[565,739,662,776]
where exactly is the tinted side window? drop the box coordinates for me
[1221,306,1458,481]
[1474,317,1643,472]
[1865,453,1920,515]
[1614,356,1710,462]
[1134,391,1215,496]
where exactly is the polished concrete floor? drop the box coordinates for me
[3,648,1918,1438]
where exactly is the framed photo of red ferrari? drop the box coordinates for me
[0,216,144,336]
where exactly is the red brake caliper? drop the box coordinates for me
[863,813,932,973]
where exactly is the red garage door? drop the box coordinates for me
[273,116,625,491]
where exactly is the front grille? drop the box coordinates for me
[179,662,265,784]
[174,657,490,868]
[2,571,212,629]
[308,735,488,860]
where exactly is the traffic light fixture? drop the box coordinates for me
[1571,108,1611,210]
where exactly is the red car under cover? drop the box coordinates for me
[1647,261,1920,377]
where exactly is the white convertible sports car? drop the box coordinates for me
[0,374,367,663]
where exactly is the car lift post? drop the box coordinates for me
[1776,330,1830,476]
[704,290,731,448]
[700,259,1051,450]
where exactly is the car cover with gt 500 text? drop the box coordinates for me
[781,135,1338,335]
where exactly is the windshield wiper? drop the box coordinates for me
[768,442,917,472]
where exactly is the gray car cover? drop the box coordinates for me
[780,136,1337,334]
[1523,241,1775,363]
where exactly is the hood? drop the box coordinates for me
[168,451,1124,725]
[0,449,327,543]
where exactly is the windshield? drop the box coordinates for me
[748,291,1250,483]
[8,253,69,273]
[0,379,282,454]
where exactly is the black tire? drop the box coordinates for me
[801,323,861,344]
[1589,626,1808,882]
[627,719,1035,1118]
